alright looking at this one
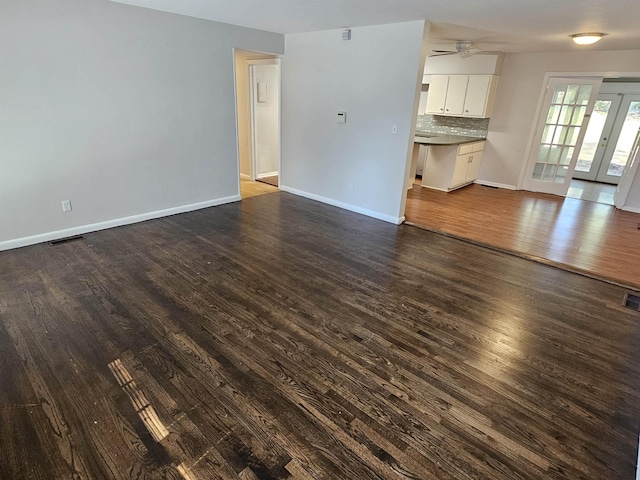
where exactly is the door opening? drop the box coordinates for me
[233,49,281,199]
[568,81,640,205]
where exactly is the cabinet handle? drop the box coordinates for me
[446,109,449,112]
[465,110,469,113]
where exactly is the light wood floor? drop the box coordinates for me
[240,178,278,199]
[1,192,639,479]
[405,182,640,289]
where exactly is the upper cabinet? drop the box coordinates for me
[425,74,499,118]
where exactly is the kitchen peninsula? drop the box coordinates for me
[412,133,486,191]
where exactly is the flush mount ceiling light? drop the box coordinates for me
[571,33,605,45]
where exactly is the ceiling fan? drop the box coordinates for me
[430,41,481,58]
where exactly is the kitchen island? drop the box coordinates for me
[411,133,486,191]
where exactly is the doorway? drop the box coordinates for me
[568,82,640,205]
[234,50,281,199]
[249,60,280,187]
[573,93,640,185]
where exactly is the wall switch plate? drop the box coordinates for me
[392,125,398,134]
[348,183,354,192]
[342,29,351,41]
[61,200,72,212]
[337,111,347,123]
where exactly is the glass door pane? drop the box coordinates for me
[575,100,612,173]
[605,101,640,177]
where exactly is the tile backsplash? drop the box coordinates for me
[416,114,489,138]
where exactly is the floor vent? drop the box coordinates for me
[49,235,85,246]
[623,293,640,311]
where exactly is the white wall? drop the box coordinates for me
[480,49,640,201]
[281,21,429,224]
[0,0,283,249]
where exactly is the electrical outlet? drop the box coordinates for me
[61,200,72,212]
[392,125,398,135]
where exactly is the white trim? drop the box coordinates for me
[622,206,640,214]
[256,171,278,179]
[475,180,517,190]
[419,185,449,193]
[240,173,251,180]
[0,195,240,252]
[279,185,405,225]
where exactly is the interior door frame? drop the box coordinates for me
[572,93,622,182]
[520,76,603,195]
[614,128,640,209]
[248,58,282,182]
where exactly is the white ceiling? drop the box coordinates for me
[110,0,640,54]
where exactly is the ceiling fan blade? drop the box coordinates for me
[431,50,455,53]
[429,52,456,57]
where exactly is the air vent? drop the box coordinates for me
[623,293,640,311]
[49,234,85,246]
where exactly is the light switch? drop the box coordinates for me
[257,82,267,103]
[337,111,347,123]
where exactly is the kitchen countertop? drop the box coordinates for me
[413,133,485,146]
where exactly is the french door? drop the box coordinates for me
[522,77,602,196]
[572,94,621,181]
[574,94,640,184]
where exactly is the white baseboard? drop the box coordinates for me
[0,194,241,252]
[239,173,251,180]
[279,185,404,225]
[622,205,640,214]
[474,180,517,190]
[256,171,278,179]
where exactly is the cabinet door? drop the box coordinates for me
[425,75,449,114]
[463,75,491,117]
[444,75,469,115]
[451,155,470,187]
[465,151,483,182]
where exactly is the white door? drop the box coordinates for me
[595,95,640,184]
[249,61,280,180]
[572,94,622,181]
[523,77,602,196]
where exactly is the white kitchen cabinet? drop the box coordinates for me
[422,141,485,191]
[424,75,449,114]
[443,75,468,115]
[425,75,499,118]
[463,75,499,117]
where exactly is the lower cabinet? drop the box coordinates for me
[421,141,485,191]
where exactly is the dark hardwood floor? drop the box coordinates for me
[1,192,639,479]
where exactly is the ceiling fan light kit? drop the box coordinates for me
[571,33,605,45]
